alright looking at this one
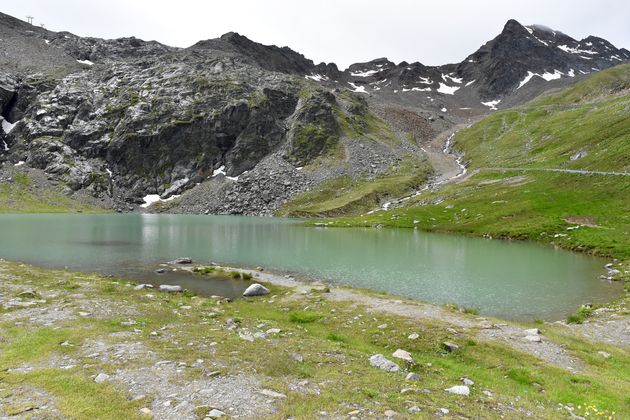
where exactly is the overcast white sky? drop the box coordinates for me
[3,1,629,69]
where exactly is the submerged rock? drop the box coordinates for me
[369,354,400,372]
[242,283,270,297]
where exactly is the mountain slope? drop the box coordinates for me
[329,65,630,259]
[0,11,628,215]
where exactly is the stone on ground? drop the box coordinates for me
[243,283,270,297]
[445,385,470,396]
[369,354,400,372]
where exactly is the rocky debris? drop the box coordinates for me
[392,349,414,364]
[159,285,183,293]
[242,283,270,297]
[259,389,287,399]
[134,284,153,291]
[369,354,400,372]
[445,385,470,396]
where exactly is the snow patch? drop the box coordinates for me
[567,68,575,77]
[348,82,368,94]
[402,87,431,92]
[105,168,113,177]
[440,107,447,112]
[2,140,8,152]
[541,70,563,81]
[2,119,16,134]
[557,45,597,55]
[350,69,379,77]
[442,74,463,84]
[140,194,181,208]
[481,99,501,110]
[14,161,25,167]
[465,79,475,87]
[76,59,94,66]
[418,76,432,85]
[212,165,226,177]
[436,83,460,95]
[305,74,329,82]
[44,39,50,44]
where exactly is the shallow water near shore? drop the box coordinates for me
[0,213,621,320]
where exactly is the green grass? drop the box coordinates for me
[323,66,630,271]
[0,171,104,213]
[277,157,432,217]
[0,261,628,418]
[567,305,595,324]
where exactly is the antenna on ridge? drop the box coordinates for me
[26,16,34,24]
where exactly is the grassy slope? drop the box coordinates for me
[277,91,432,217]
[0,170,103,213]
[327,65,630,265]
[1,262,628,418]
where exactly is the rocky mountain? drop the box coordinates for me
[0,12,627,215]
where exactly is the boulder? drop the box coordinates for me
[441,341,459,352]
[94,373,110,383]
[169,257,192,264]
[445,385,470,396]
[242,283,270,297]
[392,349,414,364]
[159,284,182,292]
[369,354,400,372]
[524,335,542,342]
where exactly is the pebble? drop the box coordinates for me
[524,328,540,335]
[462,377,474,386]
[259,389,287,399]
[139,407,152,416]
[384,409,397,417]
[524,335,542,342]
[405,372,420,381]
[597,351,611,358]
[407,333,419,340]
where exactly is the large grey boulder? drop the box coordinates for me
[242,283,270,297]
[159,284,182,292]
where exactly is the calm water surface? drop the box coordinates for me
[0,214,620,320]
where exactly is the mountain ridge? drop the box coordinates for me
[0,11,628,215]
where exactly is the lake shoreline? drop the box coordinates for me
[0,260,628,418]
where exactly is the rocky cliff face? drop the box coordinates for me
[0,12,627,214]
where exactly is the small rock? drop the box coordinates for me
[392,349,414,363]
[290,352,304,363]
[405,372,420,381]
[445,385,470,396]
[159,284,182,292]
[524,328,540,335]
[524,335,542,342]
[134,284,153,290]
[18,290,38,299]
[462,378,474,386]
[266,328,281,334]
[207,409,226,418]
[384,410,397,417]
[407,333,419,340]
[440,408,449,414]
[377,323,388,329]
[408,406,421,413]
[154,268,166,274]
[260,389,287,399]
[94,373,110,383]
[242,283,270,297]
[139,407,152,416]
[369,354,400,372]
[441,341,459,352]
[597,351,611,359]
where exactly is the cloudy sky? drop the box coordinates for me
[4,0,629,68]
